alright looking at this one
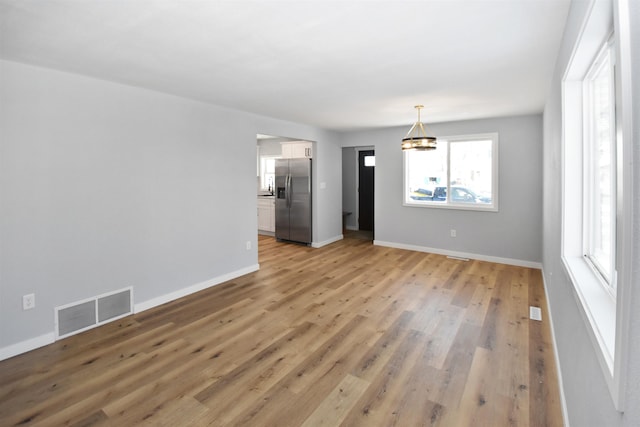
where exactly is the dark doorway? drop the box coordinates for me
[358,150,375,233]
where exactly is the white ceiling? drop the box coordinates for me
[0,0,570,131]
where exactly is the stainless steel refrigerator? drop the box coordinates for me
[275,158,312,244]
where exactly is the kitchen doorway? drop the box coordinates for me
[256,133,315,256]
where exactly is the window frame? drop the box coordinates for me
[403,132,499,212]
[560,0,634,411]
[582,37,617,292]
[259,155,279,192]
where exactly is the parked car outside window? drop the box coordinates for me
[409,186,491,204]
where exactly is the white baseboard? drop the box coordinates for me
[312,234,343,248]
[134,264,260,313]
[0,264,261,361]
[541,269,570,427]
[345,225,359,231]
[0,332,55,361]
[373,240,542,269]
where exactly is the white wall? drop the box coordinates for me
[257,139,283,156]
[341,114,543,265]
[0,60,343,356]
[542,0,640,425]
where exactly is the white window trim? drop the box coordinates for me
[582,37,617,290]
[259,155,279,191]
[560,0,633,411]
[403,132,499,212]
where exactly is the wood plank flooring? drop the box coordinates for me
[0,234,563,426]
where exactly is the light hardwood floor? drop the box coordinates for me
[0,234,563,426]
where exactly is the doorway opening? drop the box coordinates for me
[256,134,314,257]
[342,147,374,241]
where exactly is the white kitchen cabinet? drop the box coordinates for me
[257,197,275,232]
[281,141,312,159]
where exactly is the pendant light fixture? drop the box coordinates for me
[401,105,437,150]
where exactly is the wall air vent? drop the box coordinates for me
[55,287,133,339]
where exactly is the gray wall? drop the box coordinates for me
[0,60,343,352]
[542,0,640,425]
[341,114,543,264]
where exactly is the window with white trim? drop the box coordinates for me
[583,39,617,293]
[561,0,634,409]
[259,156,277,192]
[563,35,619,375]
[403,133,498,212]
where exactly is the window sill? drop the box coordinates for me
[403,201,498,212]
[562,255,616,373]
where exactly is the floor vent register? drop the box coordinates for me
[55,287,133,339]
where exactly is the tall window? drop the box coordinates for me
[584,40,616,291]
[560,0,635,405]
[404,133,498,211]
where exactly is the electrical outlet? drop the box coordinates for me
[246,241,252,250]
[23,294,35,310]
[450,229,457,238]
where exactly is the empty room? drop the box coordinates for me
[0,1,638,426]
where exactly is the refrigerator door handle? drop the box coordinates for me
[285,174,288,208]
[289,174,293,208]
[286,174,292,208]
